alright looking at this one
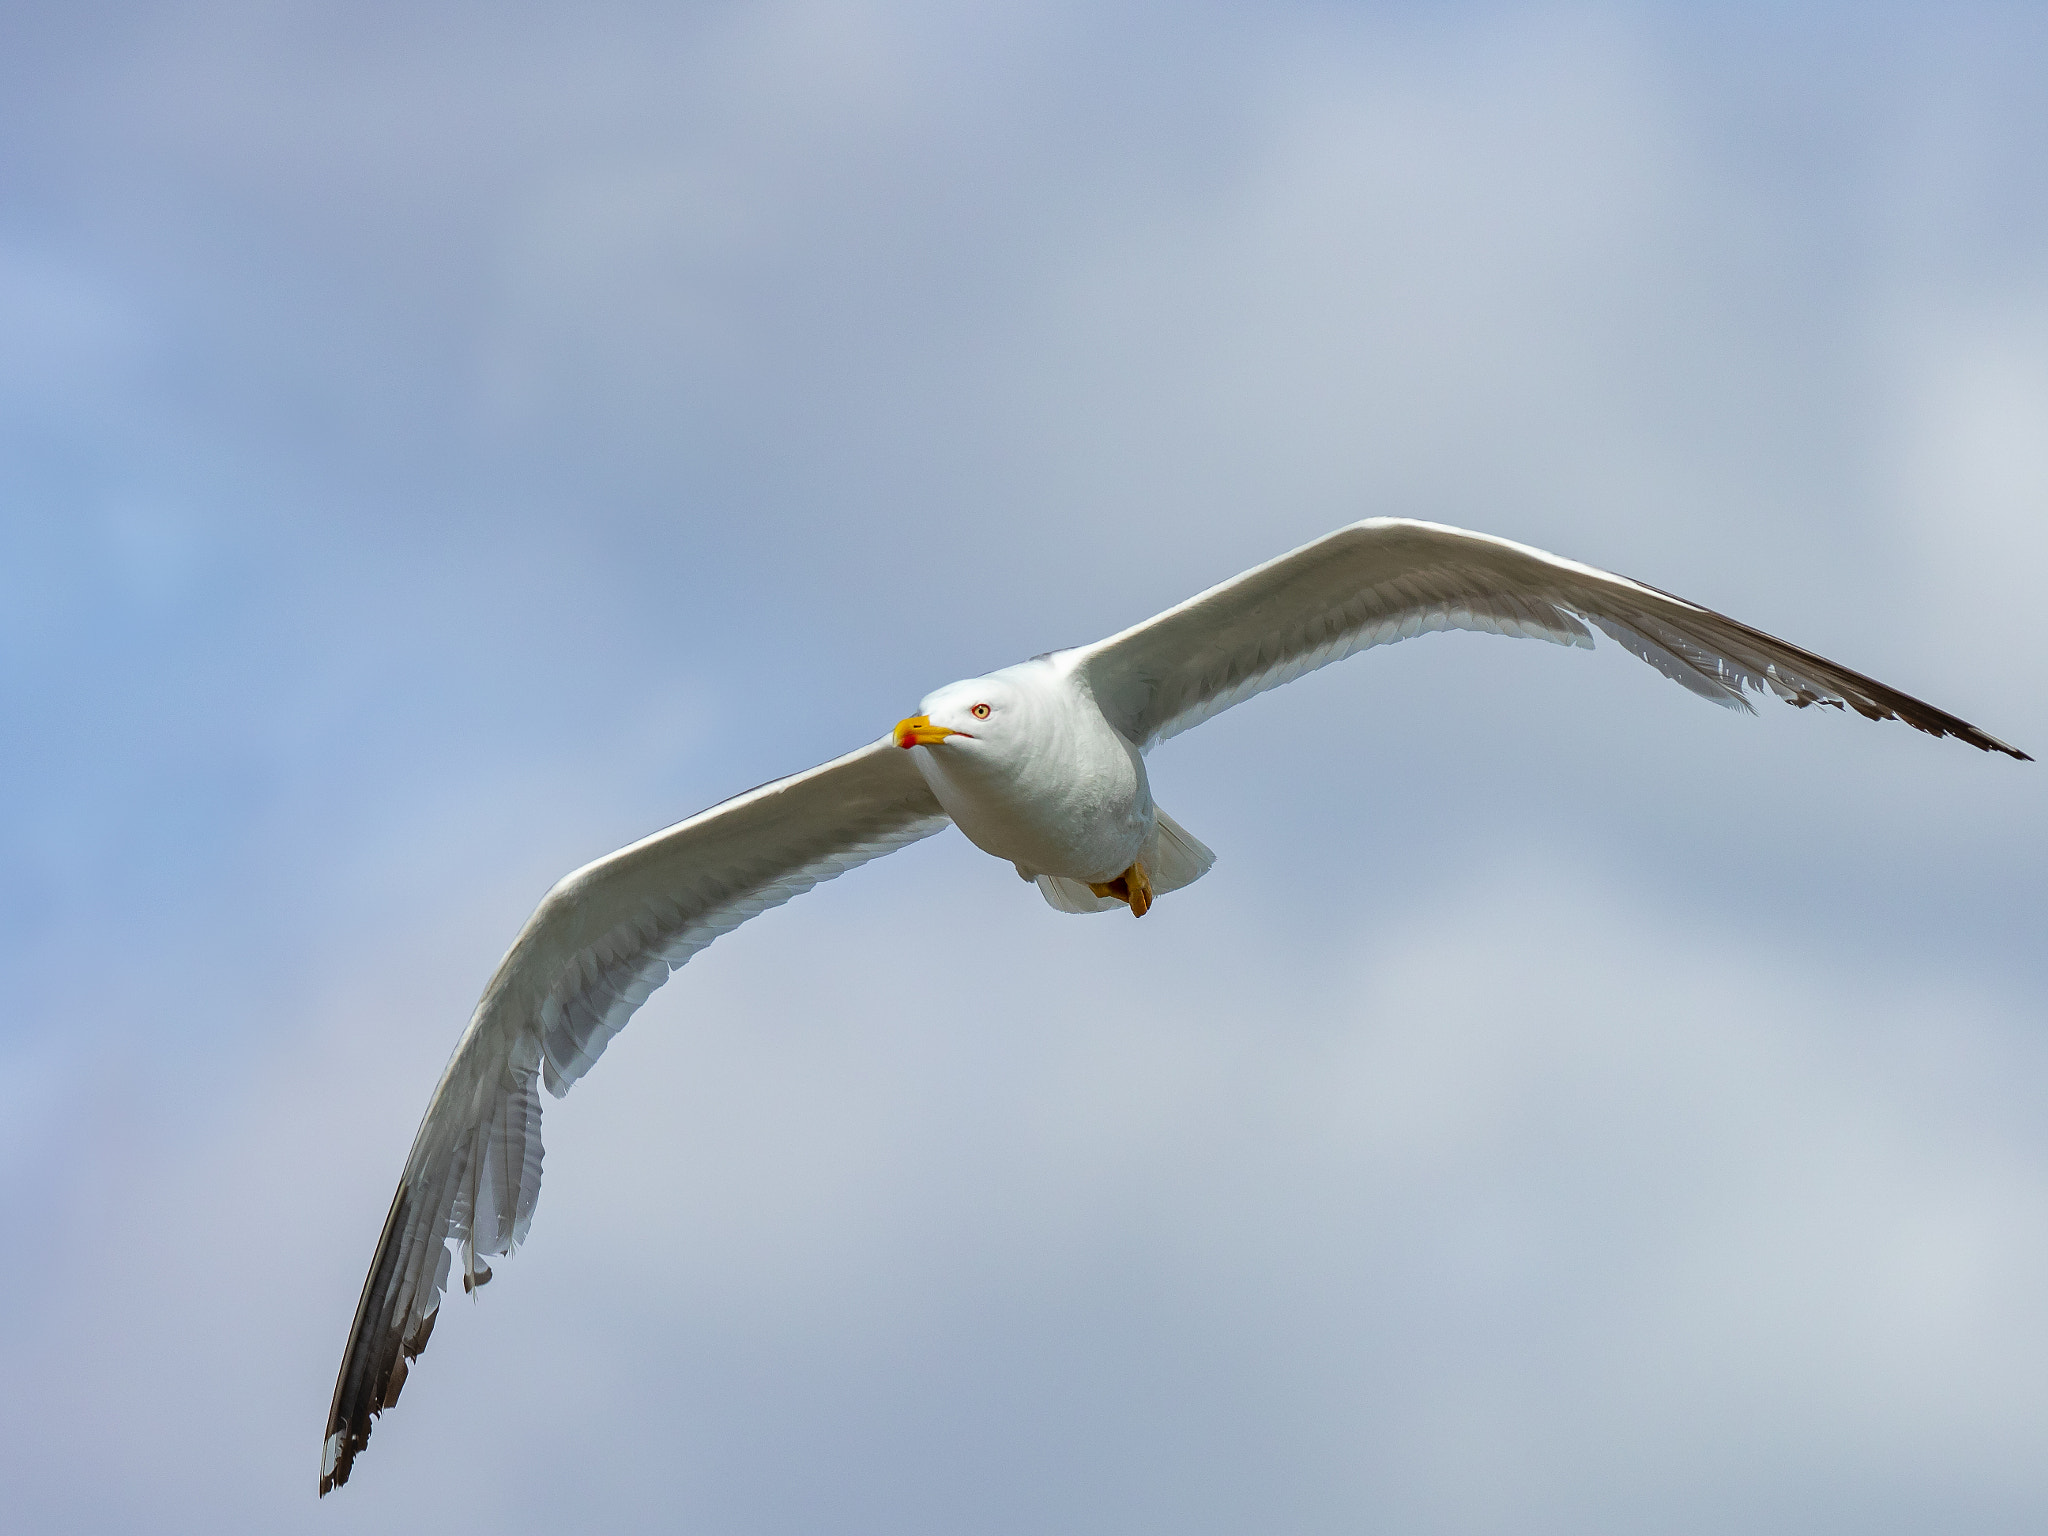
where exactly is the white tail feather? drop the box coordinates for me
[1146,806,1216,893]
[1033,806,1217,915]
[1034,874,1123,913]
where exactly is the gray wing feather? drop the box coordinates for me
[1076,519,2028,759]
[322,738,948,1494]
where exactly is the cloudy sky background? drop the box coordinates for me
[2,2,2045,1530]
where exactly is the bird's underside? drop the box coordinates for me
[322,517,2026,1495]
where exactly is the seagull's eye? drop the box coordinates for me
[971,703,992,719]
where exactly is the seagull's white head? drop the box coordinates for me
[894,667,1040,756]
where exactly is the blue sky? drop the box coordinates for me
[2,3,2045,1531]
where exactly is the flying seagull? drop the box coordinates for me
[321,518,2025,1493]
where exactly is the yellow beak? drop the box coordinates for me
[894,714,957,749]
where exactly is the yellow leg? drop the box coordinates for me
[1087,859,1154,917]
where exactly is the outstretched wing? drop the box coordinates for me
[1075,519,2028,759]
[322,738,948,1494]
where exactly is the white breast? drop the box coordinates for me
[912,658,1155,883]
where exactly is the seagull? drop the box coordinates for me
[321,518,2026,1493]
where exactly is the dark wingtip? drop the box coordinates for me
[1805,676,2029,761]
[1934,719,2029,760]
[1802,679,2028,762]
[322,1179,434,1498]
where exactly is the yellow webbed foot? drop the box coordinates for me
[1087,859,1154,917]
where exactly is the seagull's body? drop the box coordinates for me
[913,658,1158,889]
[905,657,1213,914]
[322,519,2026,1494]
